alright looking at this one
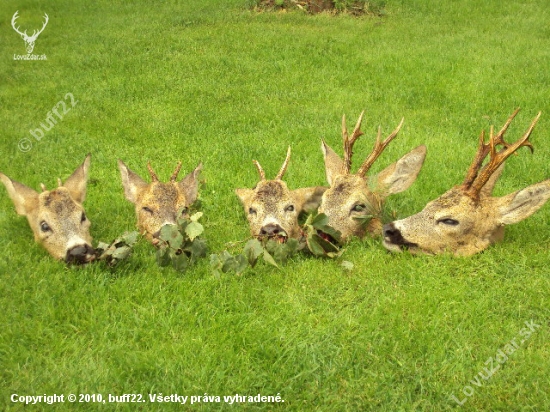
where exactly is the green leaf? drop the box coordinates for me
[156,248,172,267]
[121,231,139,245]
[159,224,184,249]
[185,221,204,241]
[234,254,248,274]
[244,239,263,267]
[190,211,203,222]
[306,233,326,256]
[112,245,132,260]
[210,254,223,271]
[262,249,279,268]
[172,253,190,272]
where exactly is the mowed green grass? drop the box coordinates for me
[1,0,549,410]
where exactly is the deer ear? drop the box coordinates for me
[376,145,426,195]
[118,159,148,204]
[480,164,505,197]
[321,140,344,186]
[179,162,203,204]
[235,188,254,206]
[0,173,39,216]
[497,180,550,225]
[292,186,328,213]
[63,154,91,204]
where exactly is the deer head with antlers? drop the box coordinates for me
[118,160,203,244]
[236,147,327,242]
[318,111,426,241]
[11,11,49,54]
[383,109,550,256]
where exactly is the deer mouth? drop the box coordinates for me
[317,230,338,245]
[260,233,288,244]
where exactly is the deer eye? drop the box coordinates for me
[352,204,366,212]
[81,212,87,223]
[142,207,153,214]
[40,221,51,232]
[248,207,257,215]
[437,218,459,226]
[284,205,295,212]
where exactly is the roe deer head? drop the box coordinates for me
[118,160,202,244]
[383,109,550,256]
[318,111,426,241]
[236,147,326,241]
[0,154,94,263]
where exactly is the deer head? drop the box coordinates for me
[236,147,326,241]
[0,155,94,264]
[11,11,49,54]
[318,111,426,241]
[383,109,550,256]
[118,160,202,244]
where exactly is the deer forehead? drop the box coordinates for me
[323,175,372,207]
[138,182,186,207]
[39,188,80,215]
[252,181,292,203]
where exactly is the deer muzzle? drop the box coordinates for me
[259,223,288,242]
[65,244,96,265]
[382,223,418,252]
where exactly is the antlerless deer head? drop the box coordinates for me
[0,155,95,264]
[11,11,49,54]
[236,147,326,242]
[318,111,426,241]
[383,109,550,256]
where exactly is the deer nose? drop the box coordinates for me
[65,244,95,265]
[260,223,285,238]
[383,223,404,243]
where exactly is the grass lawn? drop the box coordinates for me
[1,0,549,410]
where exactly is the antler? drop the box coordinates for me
[252,146,291,181]
[30,13,49,40]
[252,160,266,181]
[356,117,404,177]
[462,109,539,198]
[341,111,365,174]
[11,11,48,39]
[275,146,291,180]
[170,162,182,182]
[11,11,26,37]
[147,162,159,182]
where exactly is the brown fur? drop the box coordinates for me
[318,114,426,241]
[383,111,550,256]
[236,148,326,239]
[118,160,202,243]
[0,155,94,263]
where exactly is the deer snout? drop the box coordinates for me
[383,223,402,243]
[65,244,95,265]
[383,223,418,250]
[260,223,287,238]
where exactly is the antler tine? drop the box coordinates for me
[253,160,266,181]
[170,161,182,182]
[462,108,523,189]
[30,13,49,38]
[275,146,292,180]
[147,162,159,182]
[466,110,540,198]
[342,111,365,174]
[357,117,404,177]
[11,11,27,37]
